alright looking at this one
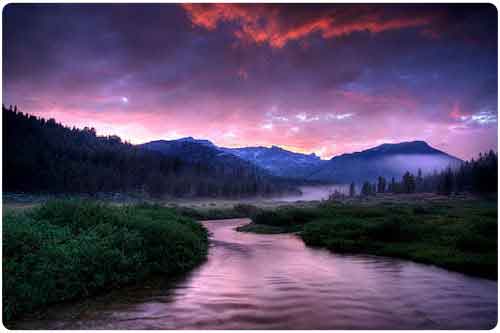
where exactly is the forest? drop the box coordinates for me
[355,150,497,197]
[3,106,295,198]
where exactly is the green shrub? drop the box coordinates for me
[412,205,431,215]
[253,207,320,226]
[253,210,287,226]
[3,200,208,322]
[302,218,367,248]
[366,216,423,242]
[233,204,261,218]
[298,201,497,279]
[173,205,248,220]
[454,217,497,253]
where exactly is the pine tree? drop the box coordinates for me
[377,176,386,193]
[402,171,416,193]
[349,182,356,197]
[361,181,373,196]
[438,167,454,195]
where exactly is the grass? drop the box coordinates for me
[236,223,301,234]
[172,203,261,220]
[3,200,208,323]
[244,199,497,279]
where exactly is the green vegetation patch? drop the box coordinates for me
[3,200,208,322]
[172,203,262,220]
[247,200,497,279]
[236,222,301,234]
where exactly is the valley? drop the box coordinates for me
[3,3,497,330]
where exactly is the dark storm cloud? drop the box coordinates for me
[2,3,497,159]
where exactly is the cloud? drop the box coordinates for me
[3,4,497,160]
[237,67,248,80]
[261,123,273,130]
[326,113,354,120]
[296,112,320,122]
[470,110,497,125]
[223,131,237,139]
[449,102,468,121]
[182,4,436,48]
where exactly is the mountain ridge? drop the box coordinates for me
[138,138,462,183]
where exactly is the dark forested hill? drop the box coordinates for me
[140,138,256,169]
[2,106,295,198]
[140,138,464,185]
[308,141,462,183]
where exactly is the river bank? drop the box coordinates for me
[237,198,498,279]
[3,192,497,325]
[4,192,496,279]
[11,218,497,330]
[3,200,208,324]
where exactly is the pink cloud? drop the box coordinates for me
[182,4,436,48]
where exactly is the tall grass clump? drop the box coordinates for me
[245,200,497,279]
[3,200,208,323]
[253,206,321,226]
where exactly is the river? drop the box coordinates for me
[14,218,497,329]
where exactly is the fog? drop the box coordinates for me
[377,154,461,177]
[271,185,350,202]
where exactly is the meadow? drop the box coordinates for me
[238,198,498,279]
[3,194,497,324]
[3,200,208,322]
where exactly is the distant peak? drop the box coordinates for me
[377,140,429,148]
[404,140,429,146]
[177,136,195,141]
[175,137,214,146]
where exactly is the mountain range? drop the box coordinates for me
[139,138,462,184]
[4,108,296,198]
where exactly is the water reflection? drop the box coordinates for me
[14,219,497,329]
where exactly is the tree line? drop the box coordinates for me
[353,150,497,196]
[3,105,295,198]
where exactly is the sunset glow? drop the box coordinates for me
[3,3,497,159]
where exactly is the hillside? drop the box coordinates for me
[2,107,295,198]
[142,138,463,184]
[308,141,462,183]
[140,138,261,172]
[222,146,323,179]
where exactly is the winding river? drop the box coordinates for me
[15,218,497,329]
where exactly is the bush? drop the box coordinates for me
[412,205,431,215]
[242,200,497,279]
[454,217,497,252]
[253,210,286,226]
[253,207,320,226]
[302,218,367,249]
[233,204,261,218]
[366,216,422,242]
[3,200,208,322]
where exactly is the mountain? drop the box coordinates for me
[2,105,468,197]
[308,141,462,183]
[140,138,228,164]
[139,138,299,194]
[221,145,323,179]
[141,138,322,180]
[3,108,295,198]
[140,138,271,175]
[140,138,462,185]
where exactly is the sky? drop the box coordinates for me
[3,3,498,160]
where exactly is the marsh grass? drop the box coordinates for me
[173,203,261,220]
[247,200,497,279]
[3,200,208,323]
[236,222,301,234]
